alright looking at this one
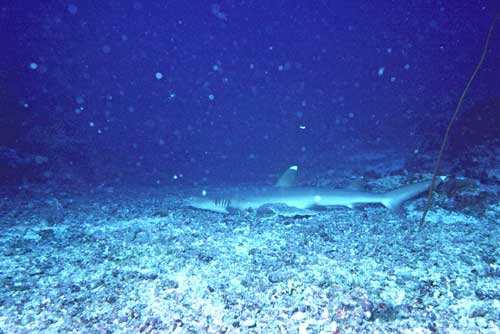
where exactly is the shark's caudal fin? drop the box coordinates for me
[379,178,445,210]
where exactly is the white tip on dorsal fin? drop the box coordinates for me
[275,165,298,187]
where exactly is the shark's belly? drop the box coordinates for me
[232,194,316,210]
[235,193,381,210]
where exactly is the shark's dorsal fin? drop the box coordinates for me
[275,165,298,187]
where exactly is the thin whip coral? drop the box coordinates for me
[419,9,500,230]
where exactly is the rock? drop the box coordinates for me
[69,284,81,293]
[470,307,487,318]
[291,311,306,321]
[140,273,158,280]
[475,316,488,328]
[38,229,55,239]
[240,319,256,327]
[268,271,287,283]
[165,279,179,289]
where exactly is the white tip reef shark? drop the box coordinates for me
[187,165,443,214]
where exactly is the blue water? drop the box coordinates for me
[1,1,498,185]
[1,2,500,333]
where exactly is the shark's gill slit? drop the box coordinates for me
[214,198,230,208]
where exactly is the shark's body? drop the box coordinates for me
[188,166,439,214]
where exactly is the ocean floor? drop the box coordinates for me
[1,175,499,334]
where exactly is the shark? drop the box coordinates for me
[187,165,442,214]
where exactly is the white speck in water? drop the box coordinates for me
[208,94,215,100]
[378,67,385,76]
[404,64,410,70]
[155,72,163,80]
[89,122,95,127]
[29,62,38,70]
[211,4,227,21]
[201,190,207,196]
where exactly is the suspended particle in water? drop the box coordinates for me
[29,62,38,70]
[67,3,78,15]
[155,72,163,80]
[211,4,227,21]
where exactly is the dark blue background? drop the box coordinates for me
[1,1,499,186]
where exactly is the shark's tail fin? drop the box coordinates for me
[380,178,445,210]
